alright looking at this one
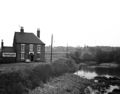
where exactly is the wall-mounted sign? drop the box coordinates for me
[2,53,16,57]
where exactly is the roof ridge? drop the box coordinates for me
[15,32,33,34]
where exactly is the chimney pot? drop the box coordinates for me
[20,26,24,33]
[37,29,40,38]
[1,40,3,49]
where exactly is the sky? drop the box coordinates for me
[0,0,120,47]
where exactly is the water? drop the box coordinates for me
[74,70,98,79]
[105,85,119,94]
[74,70,114,79]
[76,64,120,78]
[75,64,120,94]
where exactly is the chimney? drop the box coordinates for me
[20,26,24,33]
[37,28,40,38]
[1,40,3,50]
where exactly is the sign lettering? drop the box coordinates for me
[2,53,16,57]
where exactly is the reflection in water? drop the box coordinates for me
[95,66,120,77]
[102,74,113,78]
[75,65,120,94]
[78,64,120,78]
[105,85,119,94]
[74,70,98,79]
[74,69,114,79]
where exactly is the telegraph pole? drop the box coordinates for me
[50,34,53,63]
[66,43,68,58]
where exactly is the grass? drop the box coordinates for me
[0,58,78,94]
[45,52,66,62]
[29,73,93,94]
[0,72,28,94]
[0,62,46,73]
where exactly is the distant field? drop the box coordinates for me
[45,46,76,62]
[45,52,67,62]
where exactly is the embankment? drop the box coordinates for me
[0,58,79,94]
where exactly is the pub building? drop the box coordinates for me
[0,27,45,63]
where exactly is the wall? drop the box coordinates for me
[15,43,45,62]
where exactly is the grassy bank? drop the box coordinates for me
[29,73,93,94]
[0,58,78,94]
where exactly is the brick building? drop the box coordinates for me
[0,27,45,63]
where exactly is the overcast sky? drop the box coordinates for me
[0,0,120,47]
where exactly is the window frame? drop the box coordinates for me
[37,45,41,53]
[29,44,34,52]
[21,44,25,53]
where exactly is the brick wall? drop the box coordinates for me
[15,43,45,62]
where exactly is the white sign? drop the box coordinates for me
[2,53,16,57]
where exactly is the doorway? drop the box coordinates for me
[30,53,34,61]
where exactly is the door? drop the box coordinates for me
[30,53,34,61]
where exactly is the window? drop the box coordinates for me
[21,53,24,60]
[37,45,41,53]
[29,44,33,52]
[21,44,25,53]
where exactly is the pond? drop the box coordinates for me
[75,64,120,94]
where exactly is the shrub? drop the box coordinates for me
[68,51,81,64]
[68,47,120,64]
[51,59,69,76]
[51,58,77,76]
[0,58,77,94]
[26,64,53,89]
[63,58,77,72]
[0,72,28,94]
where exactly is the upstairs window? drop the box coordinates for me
[29,44,33,52]
[21,44,25,53]
[37,45,41,53]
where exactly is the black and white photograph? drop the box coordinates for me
[0,0,120,94]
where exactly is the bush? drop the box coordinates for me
[0,72,28,94]
[63,58,77,72]
[51,58,77,76]
[68,47,120,64]
[68,51,81,64]
[52,59,69,76]
[29,64,53,86]
[95,48,120,63]
[0,58,77,94]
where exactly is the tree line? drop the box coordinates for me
[68,46,120,64]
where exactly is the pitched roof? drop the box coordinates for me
[14,32,45,45]
[2,47,15,52]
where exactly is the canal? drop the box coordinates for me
[75,63,120,94]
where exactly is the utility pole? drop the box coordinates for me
[50,34,53,63]
[66,43,68,58]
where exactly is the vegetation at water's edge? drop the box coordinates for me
[1,46,120,94]
[29,73,93,94]
[67,46,120,64]
[0,58,78,94]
